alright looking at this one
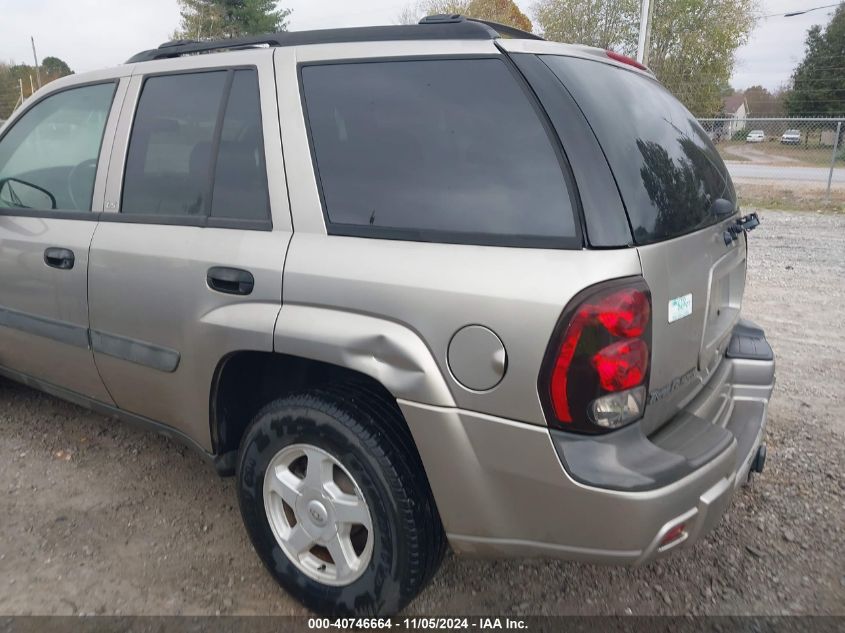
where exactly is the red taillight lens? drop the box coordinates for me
[593,339,649,391]
[543,280,652,433]
[595,289,650,338]
[549,311,587,423]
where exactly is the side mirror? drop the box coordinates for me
[0,178,57,210]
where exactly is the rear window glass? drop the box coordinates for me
[541,55,734,245]
[300,58,578,246]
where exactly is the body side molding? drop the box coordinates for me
[0,303,180,373]
[90,329,181,373]
[0,305,90,349]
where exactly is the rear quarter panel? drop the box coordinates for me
[280,234,642,424]
[274,42,643,424]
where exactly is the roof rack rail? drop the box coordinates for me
[158,39,201,49]
[463,17,544,41]
[419,14,543,40]
[126,21,491,63]
[418,14,464,24]
[126,16,543,64]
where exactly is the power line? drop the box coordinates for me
[761,3,841,19]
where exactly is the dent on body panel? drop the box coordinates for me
[273,304,455,407]
[340,332,430,397]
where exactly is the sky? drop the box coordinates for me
[0,0,839,91]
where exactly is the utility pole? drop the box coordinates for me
[30,36,42,88]
[636,0,655,66]
[197,6,204,39]
[828,121,842,201]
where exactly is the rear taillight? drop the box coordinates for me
[542,279,652,434]
[605,49,651,73]
[593,339,648,391]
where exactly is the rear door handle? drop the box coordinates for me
[207,266,254,296]
[44,247,75,270]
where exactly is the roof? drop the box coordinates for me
[722,92,747,115]
[126,15,543,64]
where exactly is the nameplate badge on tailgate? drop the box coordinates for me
[668,293,693,323]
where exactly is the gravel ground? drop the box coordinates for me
[1,209,843,617]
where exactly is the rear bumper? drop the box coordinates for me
[400,320,775,564]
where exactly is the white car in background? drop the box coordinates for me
[781,129,801,144]
[746,130,766,143]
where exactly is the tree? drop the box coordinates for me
[396,4,426,25]
[467,0,533,31]
[742,85,786,117]
[532,0,638,54]
[174,0,291,40]
[0,64,20,120]
[531,0,756,117]
[719,81,735,99]
[399,0,532,32]
[0,58,75,120]
[41,56,72,78]
[411,0,469,18]
[648,0,757,117]
[786,2,845,116]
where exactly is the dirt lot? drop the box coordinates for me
[1,210,843,617]
[720,142,840,167]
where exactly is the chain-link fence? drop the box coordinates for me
[698,117,845,207]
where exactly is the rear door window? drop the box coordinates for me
[541,55,734,245]
[123,72,225,217]
[122,69,269,222]
[210,70,269,221]
[300,58,578,247]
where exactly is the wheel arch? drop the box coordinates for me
[211,354,452,476]
[210,305,455,475]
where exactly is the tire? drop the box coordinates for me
[236,383,446,616]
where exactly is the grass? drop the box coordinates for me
[719,146,751,161]
[716,141,844,167]
[736,182,845,213]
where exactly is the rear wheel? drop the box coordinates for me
[236,385,445,616]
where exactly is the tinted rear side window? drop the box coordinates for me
[541,55,734,245]
[123,72,226,216]
[211,69,269,221]
[123,69,269,222]
[301,58,578,246]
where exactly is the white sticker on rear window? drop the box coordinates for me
[668,293,693,323]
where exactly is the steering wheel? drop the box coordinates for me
[67,158,98,210]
